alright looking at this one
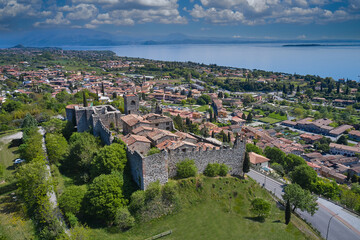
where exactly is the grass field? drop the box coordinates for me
[194,105,210,112]
[86,177,317,240]
[259,117,282,124]
[0,141,36,240]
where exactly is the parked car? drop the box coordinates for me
[14,158,25,164]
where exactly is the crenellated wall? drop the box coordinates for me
[127,137,246,190]
[94,119,114,145]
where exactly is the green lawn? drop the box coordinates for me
[268,112,287,121]
[0,141,36,240]
[259,117,281,124]
[86,177,316,240]
[194,105,210,112]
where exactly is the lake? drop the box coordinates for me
[64,44,360,81]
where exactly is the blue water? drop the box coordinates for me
[64,44,360,81]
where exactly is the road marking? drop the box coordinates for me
[318,201,360,236]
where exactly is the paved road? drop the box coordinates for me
[248,170,360,240]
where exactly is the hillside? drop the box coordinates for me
[87,177,319,240]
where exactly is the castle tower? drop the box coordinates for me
[124,94,139,115]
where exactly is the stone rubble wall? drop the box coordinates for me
[128,138,246,190]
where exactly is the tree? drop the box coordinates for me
[19,130,45,162]
[285,199,291,225]
[85,173,127,222]
[246,112,253,123]
[283,184,318,215]
[101,82,105,95]
[284,154,306,173]
[176,159,197,178]
[90,143,127,178]
[246,143,263,155]
[67,132,100,177]
[59,185,87,215]
[264,146,286,166]
[243,151,250,175]
[173,114,184,131]
[291,165,317,190]
[250,198,271,220]
[42,118,66,134]
[204,163,220,177]
[336,135,348,145]
[83,91,87,107]
[46,133,69,165]
[22,113,38,129]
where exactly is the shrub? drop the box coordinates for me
[65,212,78,228]
[250,198,271,220]
[176,159,197,178]
[0,163,4,179]
[219,164,229,176]
[129,190,145,214]
[162,181,178,204]
[145,181,161,202]
[204,163,220,177]
[147,147,161,156]
[114,207,135,230]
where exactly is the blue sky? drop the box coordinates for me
[1,0,360,40]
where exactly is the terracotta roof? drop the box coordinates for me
[329,125,353,135]
[330,143,360,153]
[121,114,143,127]
[122,134,151,146]
[349,130,360,137]
[249,152,270,164]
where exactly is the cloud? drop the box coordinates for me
[0,0,30,19]
[66,4,98,20]
[34,12,70,27]
[190,0,360,25]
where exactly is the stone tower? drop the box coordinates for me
[124,94,139,115]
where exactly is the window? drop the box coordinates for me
[166,122,169,125]
[155,124,159,127]
[131,100,136,106]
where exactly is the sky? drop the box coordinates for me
[0,0,360,40]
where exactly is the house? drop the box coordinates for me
[320,166,347,184]
[300,134,323,144]
[349,130,360,142]
[329,143,360,157]
[249,152,270,169]
[121,134,151,155]
[328,125,353,137]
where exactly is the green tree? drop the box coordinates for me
[250,198,271,220]
[0,163,4,179]
[22,113,38,129]
[246,112,253,123]
[67,132,100,175]
[83,91,87,107]
[285,199,291,225]
[176,159,197,178]
[90,143,127,178]
[173,114,184,131]
[243,151,250,175]
[283,184,318,215]
[246,143,263,155]
[19,130,45,162]
[59,185,87,215]
[204,163,220,177]
[264,146,286,166]
[336,135,348,145]
[85,173,127,222]
[46,133,69,165]
[42,118,67,134]
[284,154,306,173]
[219,164,229,176]
[291,165,317,190]
[311,179,340,199]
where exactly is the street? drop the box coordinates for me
[247,170,360,240]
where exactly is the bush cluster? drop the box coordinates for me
[176,159,197,178]
[204,163,229,177]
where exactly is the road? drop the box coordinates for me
[247,170,360,240]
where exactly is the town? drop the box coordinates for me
[1,47,360,239]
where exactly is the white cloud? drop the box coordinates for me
[0,0,30,19]
[66,4,98,20]
[190,0,360,25]
[34,12,70,26]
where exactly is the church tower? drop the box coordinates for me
[124,94,139,115]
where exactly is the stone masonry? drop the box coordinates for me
[127,135,246,190]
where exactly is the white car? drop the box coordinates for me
[14,158,25,164]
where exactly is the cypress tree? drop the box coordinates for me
[243,151,250,176]
[228,132,231,142]
[101,82,105,95]
[83,91,88,107]
[211,131,215,138]
[296,85,300,92]
[246,112,253,123]
[285,199,291,225]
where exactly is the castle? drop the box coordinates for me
[66,94,246,190]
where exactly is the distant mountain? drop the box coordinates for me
[1,28,359,47]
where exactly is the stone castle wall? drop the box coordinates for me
[93,119,114,145]
[127,138,246,190]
